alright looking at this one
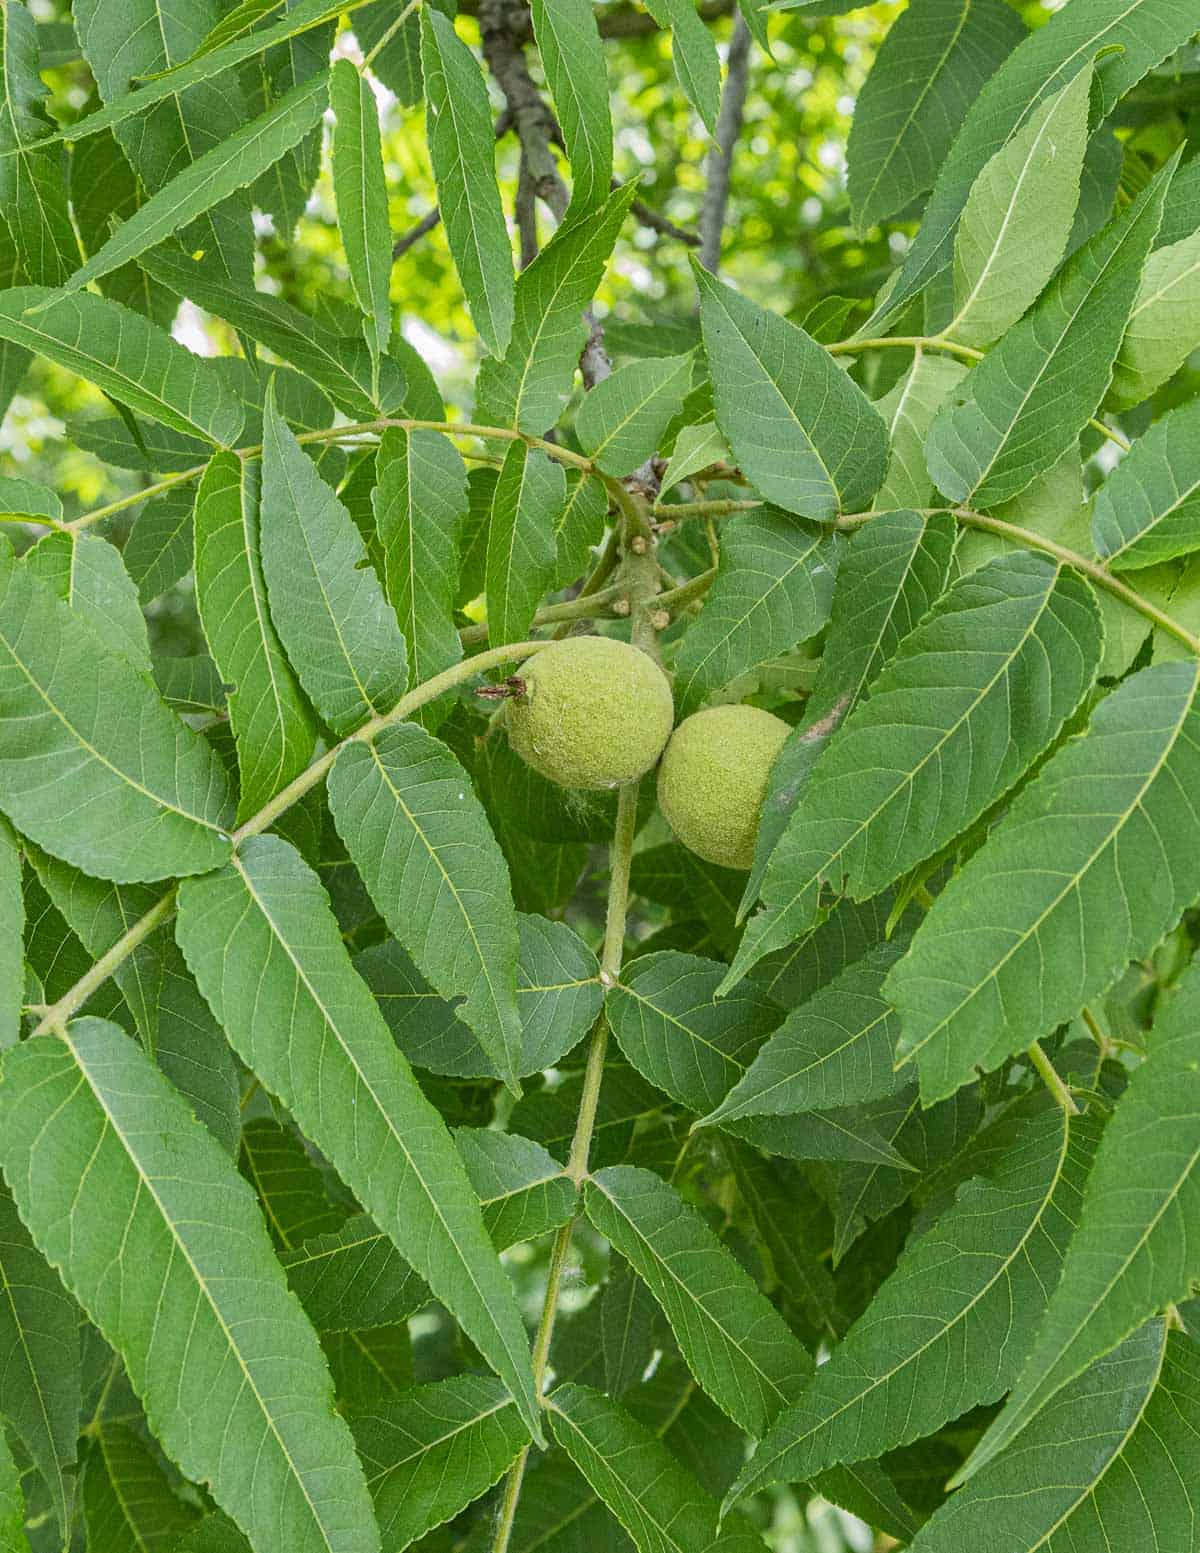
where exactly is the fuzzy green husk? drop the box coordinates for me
[657,704,790,870]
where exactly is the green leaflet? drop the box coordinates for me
[0,538,233,883]
[728,1147,839,1344]
[485,442,566,648]
[351,1377,530,1553]
[659,420,729,498]
[259,386,409,735]
[239,1118,346,1253]
[243,2,333,240]
[24,530,151,672]
[601,1258,657,1397]
[529,0,611,215]
[69,122,178,324]
[155,655,227,716]
[552,470,608,589]
[0,288,244,445]
[330,59,391,360]
[575,355,693,477]
[175,834,542,1442]
[724,1103,1092,1510]
[0,1185,80,1538]
[888,659,1200,1102]
[82,1425,200,1552]
[671,509,840,717]
[695,264,889,520]
[547,1384,768,1553]
[373,427,467,709]
[947,66,1091,349]
[0,474,61,525]
[911,1324,1200,1552]
[957,958,1200,1485]
[0,1018,379,1553]
[640,0,720,134]
[846,0,1025,233]
[1109,226,1200,408]
[0,816,19,1048]
[142,245,406,418]
[420,9,514,357]
[194,452,316,821]
[476,184,636,434]
[0,1428,24,1553]
[926,159,1174,507]
[583,1166,812,1436]
[47,73,327,303]
[0,0,77,287]
[872,354,967,510]
[1092,397,1200,569]
[863,0,1198,332]
[700,941,906,1125]
[729,551,1101,990]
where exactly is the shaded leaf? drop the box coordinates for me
[1110,227,1200,407]
[0,0,77,287]
[0,817,19,1049]
[82,1425,199,1553]
[1092,397,1200,570]
[23,529,149,671]
[872,354,967,510]
[486,443,566,648]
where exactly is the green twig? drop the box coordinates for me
[1027,1039,1080,1116]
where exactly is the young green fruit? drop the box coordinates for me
[505,635,675,791]
[657,704,790,870]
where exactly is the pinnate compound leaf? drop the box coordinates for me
[0,538,234,883]
[529,0,611,215]
[351,1377,530,1553]
[888,659,1200,1103]
[1109,227,1200,408]
[911,1323,1200,1553]
[725,1103,1092,1509]
[0,1017,379,1553]
[695,264,889,520]
[926,158,1174,507]
[0,1185,80,1538]
[547,1383,768,1553]
[260,386,408,735]
[730,551,1101,989]
[82,1424,199,1552]
[331,59,391,360]
[1092,397,1200,570]
[176,834,541,1440]
[477,184,636,434]
[0,817,19,1049]
[583,1165,812,1436]
[486,443,566,648]
[847,0,1025,233]
[576,355,693,477]
[947,65,1091,349]
[0,289,244,445]
[672,509,840,716]
[329,724,525,1090]
[958,957,1200,1485]
[420,9,514,357]
[24,530,151,672]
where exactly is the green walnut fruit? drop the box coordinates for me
[657,704,790,870]
[505,635,675,790]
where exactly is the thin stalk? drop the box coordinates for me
[1027,1039,1080,1116]
[459,582,624,645]
[654,497,759,521]
[656,566,716,614]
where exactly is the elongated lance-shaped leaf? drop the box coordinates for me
[957,957,1200,1486]
[672,509,840,717]
[873,355,967,510]
[640,0,720,134]
[330,60,391,360]
[888,658,1200,1103]
[486,443,566,648]
[1110,226,1200,409]
[846,0,1024,234]
[701,941,906,1126]
[601,1257,657,1397]
[0,817,19,1049]
[48,74,327,303]
[728,1147,839,1344]
[329,725,525,1089]
[926,158,1174,507]
[0,1426,24,1553]
[911,1323,1200,1553]
[0,538,233,883]
[260,386,408,735]
[0,288,244,445]
[862,0,1198,333]
[0,1018,380,1553]
[24,530,151,672]
[176,835,541,1441]
[529,0,611,215]
[194,452,316,821]
[947,66,1091,349]
[142,245,406,419]
[0,1185,80,1539]
[239,1118,346,1254]
[0,0,77,287]
[583,1166,812,1436]
[575,355,693,477]
[124,489,195,603]
[351,1377,530,1553]
[420,8,513,357]
[728,551,1101,992]
[373,427,467,712]
[546,1384,767,1553]
[0,474,59,525]
[744,509,956,909]
[281,1128,575,1331]
[696,263,888,520]
[1092,395,1200,571]
[724,1103,1093,1511]
[83,1424,200,1552]
[552,469,607,589]
[477,184,636,434]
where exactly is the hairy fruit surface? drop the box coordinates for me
[657,704,790,870]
